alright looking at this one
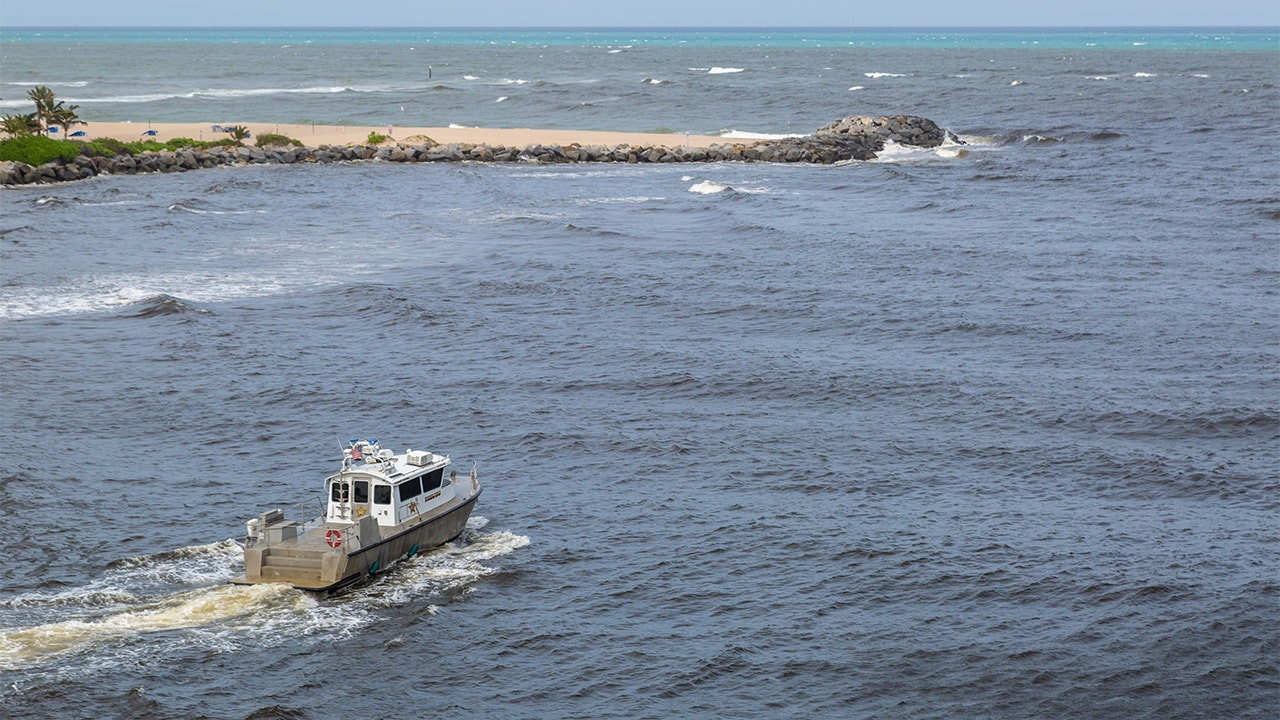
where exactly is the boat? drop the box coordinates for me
[230,439,481,592]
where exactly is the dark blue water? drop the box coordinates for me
[1,30,1278,720]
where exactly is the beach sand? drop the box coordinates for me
[74,122,741,149]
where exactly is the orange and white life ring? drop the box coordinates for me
[325,529,342,548]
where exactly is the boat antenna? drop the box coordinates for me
[338,436,351,468]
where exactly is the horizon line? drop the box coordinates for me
[3,24,1278,30]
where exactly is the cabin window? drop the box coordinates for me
[373,484,392,505]
[422,468,444,492]
[353,480,369,503]
[397,476,422,502]
[330,481,349,502]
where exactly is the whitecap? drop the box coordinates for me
[719,129,804,140]
[864,72,907,78]
[495,96,508,103]
[708,67,745,74]
[463,75,480,80]
[848,85,865,91]
[874,139,972,164]
[168,203,265,215]
[0,270,314,320]
[689,180,731,194]
[1133,72,1157,77]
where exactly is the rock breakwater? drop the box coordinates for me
[0,115,956,186]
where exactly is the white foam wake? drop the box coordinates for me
[0,524,529,673]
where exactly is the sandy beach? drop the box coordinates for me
[74,121,741,149]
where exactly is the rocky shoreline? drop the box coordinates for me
[0,115,957,186]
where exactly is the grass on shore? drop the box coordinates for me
[0,132,304,166]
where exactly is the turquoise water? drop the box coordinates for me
[3,26,1278,50]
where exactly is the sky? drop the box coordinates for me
[1,0,1277,28]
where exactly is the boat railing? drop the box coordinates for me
[245,496,326,547]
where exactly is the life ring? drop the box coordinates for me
[325,529,342,548]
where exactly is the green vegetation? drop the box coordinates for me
[366,131,389,145]
[0,134,81,165]
[254,133,302,148]
[76,136,235,158]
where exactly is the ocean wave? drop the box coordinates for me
[167,201,265,215]
[38,86,358,106]
[718,129,807,140]
[0,270,313,320]
[113,294,210,319]
[864,72,908,78]
[688,179,732,195]
[708,67,745,74]
[1083,407,1280,441]
[873,139,974,163]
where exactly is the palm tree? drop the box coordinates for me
[226,125,250,146]
[49,103,85,136]
[27,86,57,131]
[1,112,42,137]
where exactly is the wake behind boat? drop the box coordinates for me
[230,439,481,592]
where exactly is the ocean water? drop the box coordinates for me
[0,28,1278,720]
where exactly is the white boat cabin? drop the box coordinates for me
[326,440,456,527]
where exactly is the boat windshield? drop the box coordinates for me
[330,479,369,502]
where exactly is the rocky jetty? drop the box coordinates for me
[0,115,956,186]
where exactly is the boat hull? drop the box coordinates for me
[231,489,481,592]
